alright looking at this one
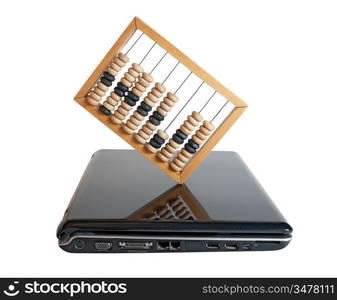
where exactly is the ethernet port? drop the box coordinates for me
[224,242,238,250]
[157,241,170,251]
[170,241,181,251]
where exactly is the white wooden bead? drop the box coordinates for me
[126,120,137,130]
[124,72,135,83]
[138,130,150,140]
[157,129,168,140]
[179,125,191,136]
[134,82,146,92]
[133,111,144,121]
[145,143,157,153]
[169,161,181,172]
[166,143,176,154]
[155,82,166,93]
[157,152,169,162]
[142,72,153,83]
[87,96,99,106]
[192,134,203,145]
[89,92,100,101]
[107,67,118,77]
[203,121,214,131]
[177,152,189,163]
[147,93,158,102]
[160,102,171,112]
[110,115,122,124]
[134,133,146,144]
[118,106,129,116]
[128,68,139,78]
[156,107,168,116]
[192,111,203,122]
[174,158,185,168]
[111,92,121,102]
[181,148,193,158]
[132,88,143,97]
[114,110,125,121]
[145,121,156,130]
[94,87,105,97]
[144,97,156,107]
[121,101,131,110]
[132,63,144,73]
[130,116,141,126]
[122,124,134,134]
[151,88,162,98]
[183,120,194,131]
[167,92,179,102]
[118,52,129,63]
[111,62,121,72]
[97,82,108,91]
[142,125,153,135]
[169,139,179,149]
[106,96,118,106]
[196,130,207,140]
[121,78,132,88]
[199,126,211,136]
[103,101,114,110]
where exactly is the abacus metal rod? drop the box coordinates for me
[211,100,229,122]
[199,91,216,113]
[139,42,156,65]
[165,81,204,131]
[125,33,144,55]
[149,51,168,75]
[161,61,180,85]
[174,71,192,94]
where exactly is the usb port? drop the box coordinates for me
[157,241,170,250]
[242,243,251,250]
[170,241,181,251]
[224,243,238,250]
[206,242,220,249]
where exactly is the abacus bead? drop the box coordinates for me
[121,78,132,88]
[148,93,158,102]
[183,120,194,131]
[118,106,129,116]
[106,97,118,106]
[126,120,137,130]
[177,152,189,163]
[141,102,152,112]
[107,67,118,77]
[118,52,129,63]
[124,72,135,83]
[181,148,193,158]
[110,115,122,124]
[188,139,199,149]
[157,129,168,140]
[99,105,111,115]
[132,63,144,73]
[157,152,169,162]
[142,72,154,83]
[142,125,153,135]
[145,143,158,153]
[146,120,157,130]
[160,102,171,112]
[103,101,115,111]
[144,97,156,107]
[156,107,168,117]
[137,106,148,117]
[128,68,139,78]
[150,139,161,149]
[161,148,172,158]
[153,134,165,145]
[174,158,185,168]
[103,71,115,82]
[149,116,160,126]
[173,134,184,144]
[155,82,166,93]
[164,97,175,107]
[87,96,99,106]
[192,111,203,122]
[196,130,207,140]
[153,111,164,121]
[115,111,125,121]
[135,82,146,93]
[184,143,196,154]
[114,87,124,97]
[127,92,139,102]
[192,134,203,145]
[187,115,199,126]
[121,101,131,110]
[125,97,136,107]
[132,88,143,97]
[179,125,191,136]
[151,88,162,98]
[170,162,181,172]
[199,126,211,136]
[134,111,144,121]
[169,139,179,149]
[167,92,179,102]
[130,116,141,126]
[117,82,128,92]
[122,124,134,135]
[166,143,176,154]
[101,77,112,87]
[111,92,121,102]
[114,57,125,68]
[111,62,121,72]
[94,87,105,97]
[175,129,187,140]
[134,133,147,144]
[138,130,150,140]
[203,120,215,131]
[88,92,100,101]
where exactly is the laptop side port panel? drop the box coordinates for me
[157,241,181,251]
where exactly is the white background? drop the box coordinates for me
[0,0,336,277]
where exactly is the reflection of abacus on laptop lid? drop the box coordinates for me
[127,185,210,221]
[75,17,247,183]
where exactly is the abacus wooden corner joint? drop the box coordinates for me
[74,17,248,183]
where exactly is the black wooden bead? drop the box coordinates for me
[137,106,148,117]
[114,87,125,97]
[149,116,160,126]
[103,71,115,82]
[117,82,128,92]
[125,97,136,107]
[101,77,112,87]
[184,143,196,154]
[173,134,184,144]
[127,92,139,102]
[153,134,165,145]
[141,102,152,112]
[188,139,199,149]
[150,139,161,149]
[175,129,187,140]
[99,105,111,116]
[153,111,164,121]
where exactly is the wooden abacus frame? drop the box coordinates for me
[74,17,248,183]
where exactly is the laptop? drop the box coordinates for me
[57,150,292,252]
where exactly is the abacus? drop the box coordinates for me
[75,17,247,183]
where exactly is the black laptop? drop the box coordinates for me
[57,150,292,253]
